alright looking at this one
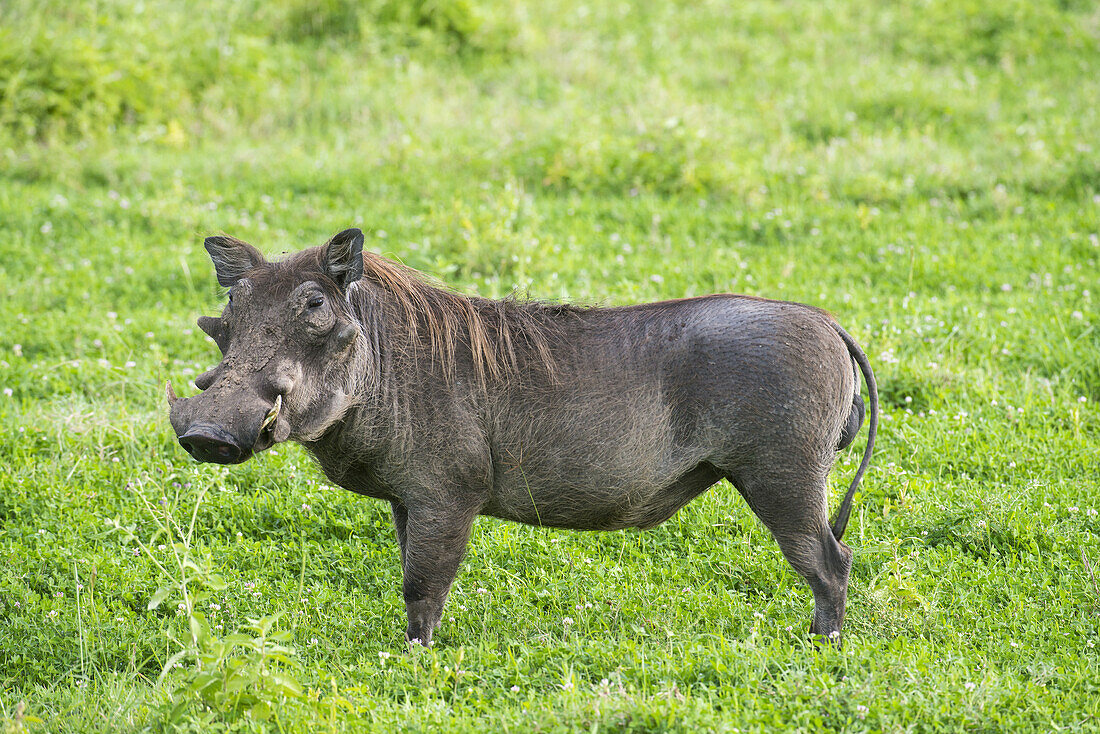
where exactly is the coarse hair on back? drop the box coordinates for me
[289,247,586,388]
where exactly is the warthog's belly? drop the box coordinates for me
[482,459,722,531]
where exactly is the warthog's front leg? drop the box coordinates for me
[390,501,408,570]
[399,502,478,646]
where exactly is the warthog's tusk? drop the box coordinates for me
[261,394,282,432]
[166,381,178,406]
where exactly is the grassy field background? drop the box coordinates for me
[1,0,1099,730]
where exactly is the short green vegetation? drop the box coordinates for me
[1,0,1098,731]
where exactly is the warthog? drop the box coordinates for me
[168,228,878,645]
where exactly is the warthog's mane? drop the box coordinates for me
[286,247,589,387]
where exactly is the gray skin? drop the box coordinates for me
[168,228,878,647]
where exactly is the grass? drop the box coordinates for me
[1,0,1099,730]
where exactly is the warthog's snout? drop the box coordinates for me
[168,381,284,465]
[178,424,246,464]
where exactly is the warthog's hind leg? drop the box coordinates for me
[727,467,853,645]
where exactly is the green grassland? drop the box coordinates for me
[1,0,1099,730]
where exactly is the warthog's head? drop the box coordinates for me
[168,229,365,464]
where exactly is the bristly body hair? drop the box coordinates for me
[281,247,587,396]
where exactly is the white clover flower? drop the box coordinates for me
[563,617,574,626]
[510,685,520,692]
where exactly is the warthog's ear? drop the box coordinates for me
[323,228,365,291]
[204,235,265,287]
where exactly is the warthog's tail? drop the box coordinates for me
[829,323,878,542]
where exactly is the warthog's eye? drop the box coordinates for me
[307,295,325,309]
